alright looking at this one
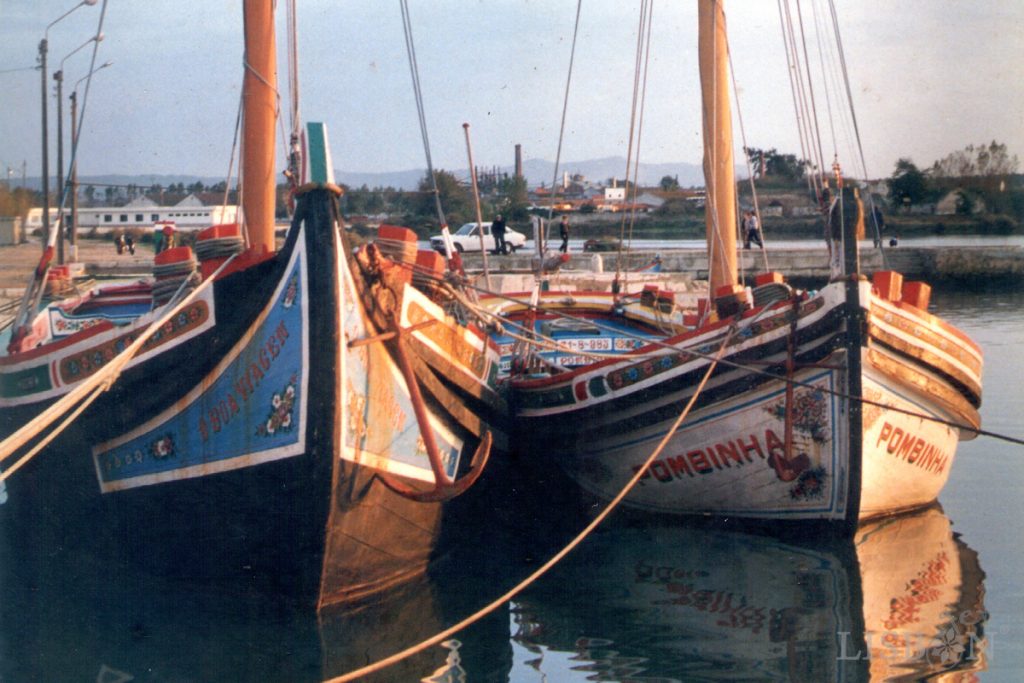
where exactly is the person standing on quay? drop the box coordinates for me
[492,213,507,255]
[558,215,571,253]
[743,210,763,249]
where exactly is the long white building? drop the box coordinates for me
[25,193,239,232]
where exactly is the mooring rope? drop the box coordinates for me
[325,323,738,683]
[0,253,240,479]
[381,253,1022,449]
[452,275,1019,447]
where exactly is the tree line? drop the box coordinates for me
[888,141,1021,219]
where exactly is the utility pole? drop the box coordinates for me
[70,90,79,261]
[55,68,65,263]
[39,37,50,253]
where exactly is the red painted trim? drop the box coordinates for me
[0,319,116,365]
[879,299,983,357]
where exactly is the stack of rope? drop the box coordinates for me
[194,231,245,263]
[152,247,199,307]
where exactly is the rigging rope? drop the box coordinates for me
[614,0,650,266]
[617,0,656,295]
[725,32,770,275]
[791,0,828,187]
[545,0,584,226]
[222,94,246,246]
[825,0,887,256]
[399,0,447,230]
[778,0,823,199]
[10,0,109,338]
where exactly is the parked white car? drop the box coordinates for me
[430,222,527,254]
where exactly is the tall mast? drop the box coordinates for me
[241,0,277,254]
[698,0,738,296]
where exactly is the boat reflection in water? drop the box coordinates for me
[513,507,986,682]
[0,506,984,681]
[0,533,511,682]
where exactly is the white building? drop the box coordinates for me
[26,193,239,232]
[603,186,626,203]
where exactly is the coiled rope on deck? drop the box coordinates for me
[325,323,739,683]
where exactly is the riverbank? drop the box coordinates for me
[461,242,1024,285]
[2,237,1021,301]
[0,239,152,293]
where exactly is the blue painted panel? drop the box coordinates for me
[93,254,307,492]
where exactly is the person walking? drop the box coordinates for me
[558,215,570,253]
[492,214,507,255]
[743,210,763,249]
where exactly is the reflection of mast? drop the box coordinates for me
[241,0,277,255]
[698,0,738,299]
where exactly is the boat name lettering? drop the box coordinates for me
[632,429,785,483]
[199,319,290,442]
[653,581,767,632]
[875,422,949,474]
[635,560,707,583]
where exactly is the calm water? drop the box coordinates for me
[1,285,1021,682]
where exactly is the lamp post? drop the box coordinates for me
[55,33,103,264]
[38,0,98,254]
[69,61,112,262]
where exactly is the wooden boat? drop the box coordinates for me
[490,0,982,530]
[514,507,987,680]
[0,0,498,607]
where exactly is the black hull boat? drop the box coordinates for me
[1,182,494,606]
[0,0,497,608]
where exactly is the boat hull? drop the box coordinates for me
[509,280,982,527]
[0,189,485,606]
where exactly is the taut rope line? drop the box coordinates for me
[325,325,738,682]
[0,254,240,480]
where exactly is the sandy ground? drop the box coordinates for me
[0,238,154,291]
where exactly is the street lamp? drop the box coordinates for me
[69,60,112,262]
[38,0,98,253]
[55,33,103,264]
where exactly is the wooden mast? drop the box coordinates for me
[698,0,738,298]
[241,0,277,255]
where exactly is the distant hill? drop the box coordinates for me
[40,157,719,194]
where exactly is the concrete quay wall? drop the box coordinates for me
[461,245,1024,284]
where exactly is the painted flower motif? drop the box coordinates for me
[767,388,830,443]
[257,376,298,437]
[283,275,299,308]
[149,433,175,460]
[789,465,827,500]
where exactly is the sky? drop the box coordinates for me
[1,1,1022,185]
